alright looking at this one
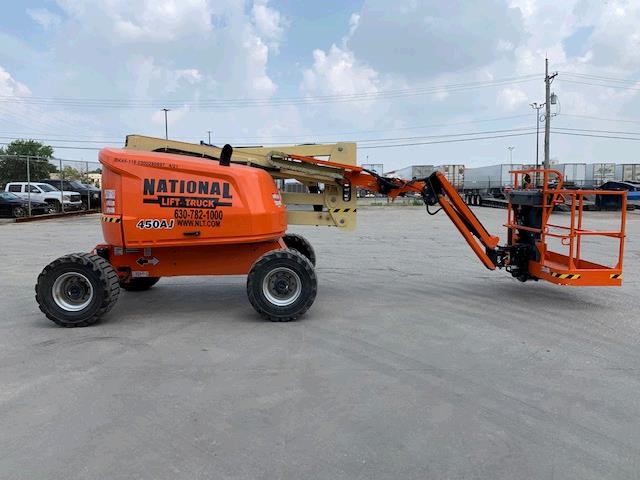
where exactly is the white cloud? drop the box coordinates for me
[497,87,528,110]
[0,66,31,97]
[243,31,277,96]
[26,8,62,30]
[251,0,287,52]
[587,1,640,69]
[175,69,203,84]
[348,13,360,38]
[57,0,212,42]
[302,45,379,96]
[348,0,525,79]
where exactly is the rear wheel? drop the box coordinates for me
[282,233,316,266]
[35,253,120,327]
[120,276,160,291]
[247,249,317,322]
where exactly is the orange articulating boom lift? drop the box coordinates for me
[35,145,626,327]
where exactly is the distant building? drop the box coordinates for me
[87,173,102,187]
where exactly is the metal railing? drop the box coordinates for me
[0,155,101,218]
[506,169,626,278]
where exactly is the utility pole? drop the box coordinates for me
[207,130,212,144]
[161,108,170,140]
[543,58,557,170]
[507,146,514,168]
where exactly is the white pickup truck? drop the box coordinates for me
[5,182,83,212]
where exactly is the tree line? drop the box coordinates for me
[0,139,100,185]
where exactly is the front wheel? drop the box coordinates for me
[247,249,317,322]
[48,200,62,213]
[35,253,120,327]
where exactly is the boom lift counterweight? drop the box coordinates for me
[34,144,627,327]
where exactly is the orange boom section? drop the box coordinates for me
[99,148,287,248]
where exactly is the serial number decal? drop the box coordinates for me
[136,219,175,229]
[173,209,224,228]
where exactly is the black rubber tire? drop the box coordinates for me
[120,277,160,291]
[282,233,316,266]
[247,249,317,322]
[47,200,62,213]
[12,206,27,218]
[35,253,120,327]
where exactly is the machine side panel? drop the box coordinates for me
[99,148,287,248]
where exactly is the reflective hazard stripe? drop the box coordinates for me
[101,215,122,223]
[328,208,357,213]
[550,272,581,280]
[609,273,623,280]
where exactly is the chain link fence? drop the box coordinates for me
[0,155,102,218]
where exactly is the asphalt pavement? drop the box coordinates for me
[1,208,639,479]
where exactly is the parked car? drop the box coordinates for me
[600,181,640,200]
[38,179,101,210]
[596,181,640,210]
[0,191,53,217]
[4,182,83,212]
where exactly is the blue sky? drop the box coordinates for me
[1,0,640,170]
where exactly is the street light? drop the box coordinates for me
[507,146,514,168]
[530,102,544,171]
[161,108,170,140]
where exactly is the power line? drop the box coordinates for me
[0,143,102,151]
[559,79,640,92]
[5,128,640,153]
[0,75,539,109]
[552,126,640,136]
[359,132,536,149]
[561,114,640,124]
[0,114,533,142]
[354,127,535,144]
[561,72,640,84]
[1,131,538,152]
[551,131,640,141]
[0,127,537,148]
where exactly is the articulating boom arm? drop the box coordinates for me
[347,169,501,270]
[419,172,500,270]
[284,153,502,271]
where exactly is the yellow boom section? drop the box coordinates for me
[124,135,358,228]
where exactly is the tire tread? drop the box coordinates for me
[35,252,120,327]
[247,249,316,322]
[282,233,316,266]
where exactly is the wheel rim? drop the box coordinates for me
[52,272,94,311]
[262,267,302,307]
[13,207,26,217]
